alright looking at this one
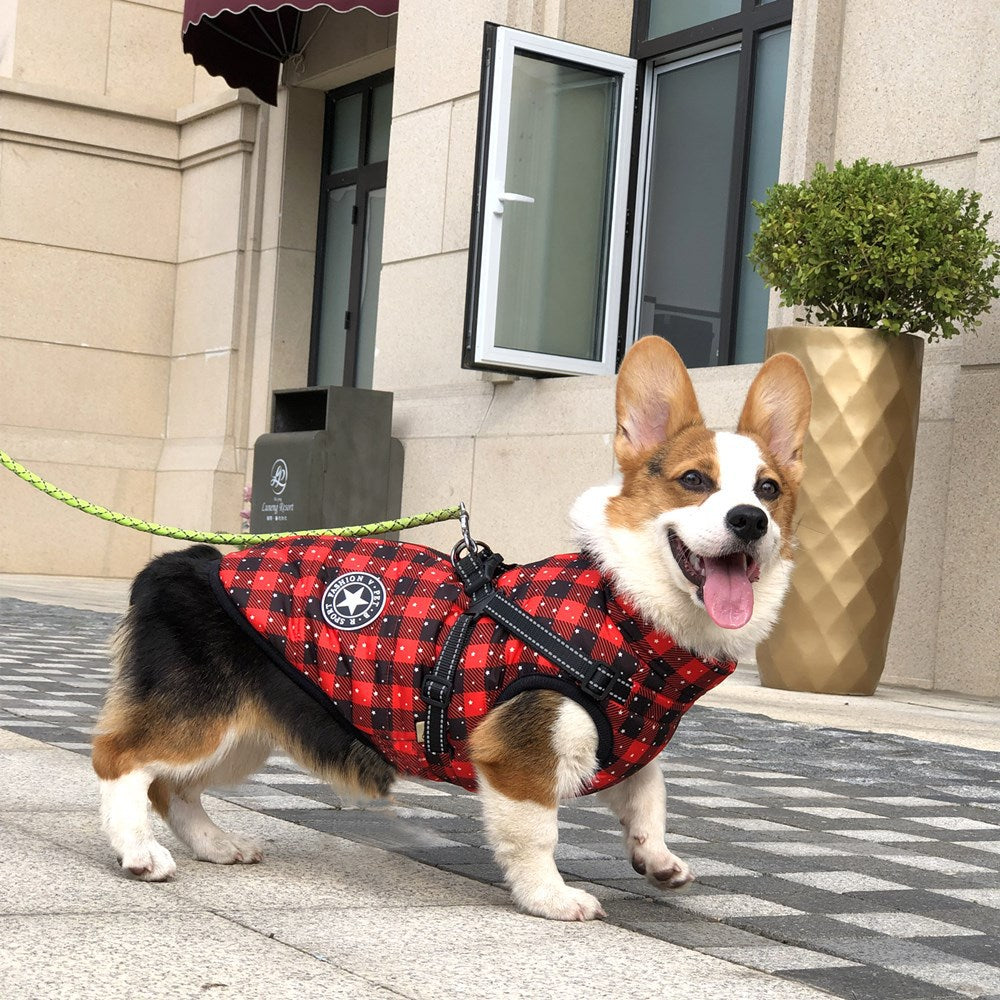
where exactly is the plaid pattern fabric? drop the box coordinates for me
[217,537,736,793]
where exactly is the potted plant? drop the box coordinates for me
[747,159,1000,694]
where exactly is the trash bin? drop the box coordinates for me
[250,386,403,535]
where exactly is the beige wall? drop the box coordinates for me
[1,0,188,575]
[0,0,260,574]
[1,0,997,697]
[0,1,392,573]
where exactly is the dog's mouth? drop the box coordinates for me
[668,531,761,631]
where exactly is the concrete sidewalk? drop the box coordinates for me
[1,726,829,1000]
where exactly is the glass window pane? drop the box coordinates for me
[354,188,386,389]
[494,53,618,361]
[647,0,740,39]
[733,25,791,364]
[639,48,740,368]
[315,185,356,386]
[328,92,362,173]
[366,81,393,165]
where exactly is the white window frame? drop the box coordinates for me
[466,26,637,377]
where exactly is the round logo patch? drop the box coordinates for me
[320,572,387,631]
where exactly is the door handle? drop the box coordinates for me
[493,192,536,215]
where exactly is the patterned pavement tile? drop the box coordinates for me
[784,965,962,1000]
[829,912,986,938]
[2,594,1000,1000]
[704,943,861,972]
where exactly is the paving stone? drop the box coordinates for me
[915,935,1000,965]
[785,965,960,1000]
[704,943,860,972]
[829,912,985,938]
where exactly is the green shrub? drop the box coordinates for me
[748,159,1000,340]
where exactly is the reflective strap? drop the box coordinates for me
[422,610,479,761]
[479,591,633,704]
[420,585,632,762]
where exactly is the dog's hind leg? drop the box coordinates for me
[93,691,266,880]
[97,765,176,881]
[93,721,227,880]
[470,692,605,921]
[148,730,273,866]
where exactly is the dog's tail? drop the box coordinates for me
[106,544,223,695]
[128,544,221,607]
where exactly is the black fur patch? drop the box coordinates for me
[111,545,395,797]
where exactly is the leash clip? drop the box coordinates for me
[452,501,480,563]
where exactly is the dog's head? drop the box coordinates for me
[571,335,812,662]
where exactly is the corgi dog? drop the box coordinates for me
[93,335,811,922]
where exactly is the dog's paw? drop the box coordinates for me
[631,847,694,890]
[195,833,264,866]
[121,842,176,881]
[516,884,607,922]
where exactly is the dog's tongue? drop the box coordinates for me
[702,554,754,630]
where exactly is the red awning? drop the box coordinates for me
[182,1,398,106]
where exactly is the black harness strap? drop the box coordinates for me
[422,546,632,762]
[422,547,505,762]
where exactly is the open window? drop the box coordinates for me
[463,25,636,377]
[464,4,792,378]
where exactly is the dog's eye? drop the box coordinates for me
[756,478,781,500]
[679,470,708,491]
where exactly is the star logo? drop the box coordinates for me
[320,572,387,631]
[336,587,368,615]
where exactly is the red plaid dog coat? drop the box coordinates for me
[213,537,736,793]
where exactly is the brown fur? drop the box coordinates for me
[609,338,717,532]
[92,709,229,782]
[614,336,704,473]
[468,691,563,808]
[737,353,812,476]
[95,685,385,802]
[147,778,172,818]
[608,424,721,532]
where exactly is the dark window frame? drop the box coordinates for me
[308,70,392,387]
[623,0,793,367]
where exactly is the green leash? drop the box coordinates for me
[0,449,461,546]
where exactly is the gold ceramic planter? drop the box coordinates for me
[756,326,924,695]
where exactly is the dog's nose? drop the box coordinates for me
[726,504,768,543]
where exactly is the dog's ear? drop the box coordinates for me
[738,353,812,476]
[615,336,704,470]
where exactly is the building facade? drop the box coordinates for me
[1,0,997,696]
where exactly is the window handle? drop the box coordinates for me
[493,191,536,215]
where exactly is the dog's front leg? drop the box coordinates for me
[470,692,605,921]
[598,758,693,890]
[478,775,604,920]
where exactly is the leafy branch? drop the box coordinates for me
[748,160,1000,341]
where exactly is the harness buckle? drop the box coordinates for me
[581,669,615,701]
[422,676,451,708]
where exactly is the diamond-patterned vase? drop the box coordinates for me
[756,326,924,695]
